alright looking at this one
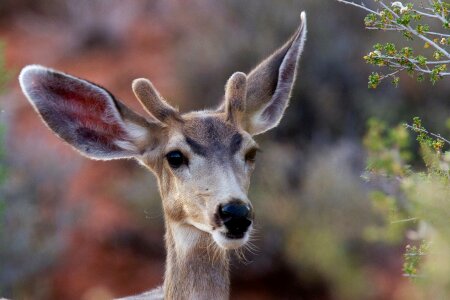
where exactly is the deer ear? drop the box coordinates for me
[19,65,162,160]
[242,12,307,135]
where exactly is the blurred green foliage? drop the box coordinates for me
[343,9,450,295]
[0,42,9,91]
[248,141,379,299]
[403,240,429,279]
[364,118,411,176]
[364,116,450,297]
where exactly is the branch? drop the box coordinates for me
[375,54,450,66]
[366,26,403,31]
[336,0,379,15]
[379,67,406,80]
[338,0,450,86]
[391,217,418,224]
[378,1,450,59]
[365,26,450,38]
[406,28,450,59]
[404,123,450,146]
[414,9,448,23]
[426,31,450,37]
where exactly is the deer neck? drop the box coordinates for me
[163,221,230,300]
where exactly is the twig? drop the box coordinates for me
[375,54,450,66]
[378,1,450,59]
[372,55,450,75]
[391,217,418,224]
[366,26,401,31]
[336,0,379,15]
[414,9,448,23]
[426,31,450,37]
[379,67,406,80]
[338,0,450,84]
[404,123,450,146]
[402,273,426,278]
[408,27,450,59]
[366,19,450,37]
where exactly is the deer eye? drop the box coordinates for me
[166,150,187,169]
[245,148,258,163]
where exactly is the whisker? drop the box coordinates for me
[239,248,253,264]
[244,244,258,256]
[234,247,251,264]
[247,230,261,241]
[245,235,260,254]
[247,234,262,241]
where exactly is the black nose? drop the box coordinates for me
[219,202,252,238]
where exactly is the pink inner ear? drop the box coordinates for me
[34,73,130,150]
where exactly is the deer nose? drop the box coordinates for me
[219,202,252,238]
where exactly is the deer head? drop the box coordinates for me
[19,13,306,254]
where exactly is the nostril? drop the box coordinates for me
[222,217,252,239]
[219,203,250,220]
[218,202,252,238]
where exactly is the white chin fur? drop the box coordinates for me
[212,230,250,250]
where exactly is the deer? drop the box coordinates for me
[18,11,307,300]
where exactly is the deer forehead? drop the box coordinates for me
[166,113,255,160]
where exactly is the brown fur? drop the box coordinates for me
[19,12,307,300]
[225,72,247,125]
[164,224,228,300]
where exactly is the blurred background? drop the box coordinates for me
[0,0,449,299]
